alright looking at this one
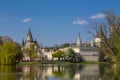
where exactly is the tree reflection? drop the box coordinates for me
[52,64,84,79]
[99,64,120,80]
[0,64,120,80]
[0,65,19,80]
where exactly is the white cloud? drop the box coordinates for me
[22,17,32,23]
[73,19,88,25]
[89,13,106,19]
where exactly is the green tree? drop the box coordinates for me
[52,50,65,61]
[60,43,70,48]
[0,41,21,64]
[23,44,37,60]
[88,11,120,62]
[101,11,120,62]
[67,48,75,61]
[0,37,3,52]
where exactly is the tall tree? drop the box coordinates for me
[88,11,120,62]
[0,37,3,52]
[52,50,65,61]
[0,41,21,64]
[67,48,75,61]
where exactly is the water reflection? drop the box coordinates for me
[80,64,100,80]
[0,65,20,80]
[0,64,120,80]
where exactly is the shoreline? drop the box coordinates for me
[17,61,109,65]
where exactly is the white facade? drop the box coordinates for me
[79,48,99,61]
[59,33,100,62]
[60,46,99,62]
[94,37,101,48]
[22,28,41,61]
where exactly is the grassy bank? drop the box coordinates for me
[17,62,41,65]
[17,61,109,65]
[78,61,109,64]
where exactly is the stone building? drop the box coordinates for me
[94,27,102,48]
[21,28,102,62]
[21,28,42,61]
[60,33,101,62]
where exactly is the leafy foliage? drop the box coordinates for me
[52,50,65,61]
[0,37,3,52]
[67,48,75,61]
[23,44,37,59]
[89,11,120,63]
[0,41,21,64]
[60,43,70,48]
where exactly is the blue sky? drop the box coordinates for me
[0,0,120,47]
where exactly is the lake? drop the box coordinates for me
[0,64,120,80]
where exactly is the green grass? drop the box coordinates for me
[40,61,72,64]
[77,61,109,64]
[17,62,41,65]
[17,61,109,65]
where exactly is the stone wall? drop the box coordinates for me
[73,47,99,61]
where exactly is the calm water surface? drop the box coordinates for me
[0,64,120,80]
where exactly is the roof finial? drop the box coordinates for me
[22,38,24,46]
[29,27,31,32]
[26,27,33,42]
[78,32,80,37]
[35,38,37,43]
[76,32,82,46]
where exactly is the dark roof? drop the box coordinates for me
[26,28,33,42]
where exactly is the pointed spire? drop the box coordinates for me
[35,38,37,41]
[26,27,33,42]
[76,32,82,46]
[35,38,37,43]
[22,38,25,46]
[29,27,31,32]
[78,32,80,38]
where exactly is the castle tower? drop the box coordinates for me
[76,32,82,47]
[24,28,35,49]
[22,38,25,46]
[22,28,39,61]
[26,27,33,42]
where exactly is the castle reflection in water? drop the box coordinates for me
[17,64,100,80]
[0,64,117,80]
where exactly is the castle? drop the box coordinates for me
[21,28,102,61]
[60,32,102,62]
[21,28,42,61]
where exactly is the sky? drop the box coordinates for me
[0,0,120,47]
